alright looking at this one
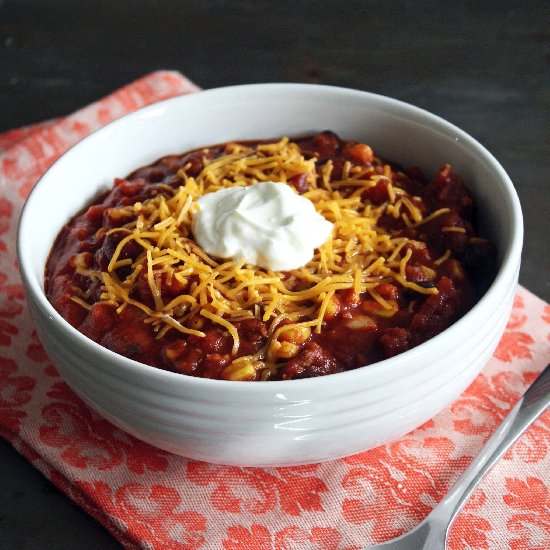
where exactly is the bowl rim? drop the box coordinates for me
[17,82,524,393]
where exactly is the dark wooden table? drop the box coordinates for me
[1,1,548,547]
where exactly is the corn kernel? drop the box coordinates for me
[345,315,376,330]
[279,326,311,344]
[362,299,399,318]
[188,315,205,330]
[275,341,300,359]
[163,340,186,361]
[323,296,340,320]
[222,362,257,381]
[421,266,437,280]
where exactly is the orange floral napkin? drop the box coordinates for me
[1,71,549,550]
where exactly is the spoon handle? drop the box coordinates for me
[442,363,550,538]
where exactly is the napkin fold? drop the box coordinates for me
[1,71,549,550]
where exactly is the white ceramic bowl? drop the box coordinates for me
[18,84,523,466]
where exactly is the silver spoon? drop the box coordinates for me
[366,363,550,550]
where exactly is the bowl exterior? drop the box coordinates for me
[18,84,523,466]
[26,265,518,466]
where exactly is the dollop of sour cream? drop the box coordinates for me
[192,182,333,271]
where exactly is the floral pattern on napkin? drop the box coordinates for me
[1,71,549,550]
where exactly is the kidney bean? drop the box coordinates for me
[235,318,268,355]
[188,329,232,355]
[114,177,147,197]
[424,164,473,219]
[95,229,142,272]
[313,131,341,157]
[281,342,340,379]
[376,283,400,301]
[379,327,410,357]
[180,152,204,177]
[362,179,389,204]
[202,353,231,379]
[100,319,157,363]
[79,302,117,341]
[84,204,105,224]
[411,276,465,340]
[170,347,204,376]
[288,173,309,193]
